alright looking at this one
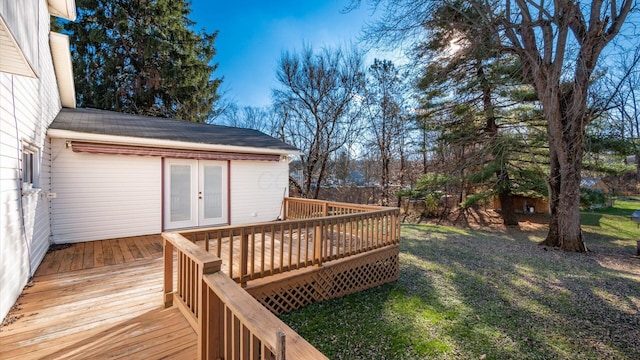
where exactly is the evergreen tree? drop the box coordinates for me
[417,2,546,225]
[63,0,221,122]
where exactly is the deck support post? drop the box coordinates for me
[276,330,286,360]
[163,238,174,308]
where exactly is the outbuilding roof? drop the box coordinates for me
[49,108,298,153]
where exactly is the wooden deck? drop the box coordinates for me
[0,235,197,360]
[1,199,401,360]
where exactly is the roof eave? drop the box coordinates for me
[47,128,302,156]
[48,0,77,21]
[50,32,76,108]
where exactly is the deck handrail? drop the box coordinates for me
[178,203,400,286]
[283,197,385,219]
[202,271,328,359]
[163,231,328,360]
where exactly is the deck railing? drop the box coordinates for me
[163,231,327,360]
[283,197,383,219]
[178,198,400,286]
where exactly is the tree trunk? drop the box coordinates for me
[312,157,329,199]
[397,143,406,207]
[381,155,390,206]
[539,100,586,252]
[496,171,518,226]
[542,147,560,246]
[479,63,517,226]
[636,151,640,182]
[422,129,428,174]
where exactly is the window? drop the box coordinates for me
[22,144,39,189]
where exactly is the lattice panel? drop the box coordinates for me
[246,246,399,315]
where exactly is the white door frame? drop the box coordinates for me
[164,159,228,230]
[198,160,228,227]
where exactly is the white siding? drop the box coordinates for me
[0,0,61,320]
[230,160,289,224]
[0,0,39,72]
[50,138,162,243]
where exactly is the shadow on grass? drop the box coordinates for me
[399,226,640,359]
[281,224,640,359]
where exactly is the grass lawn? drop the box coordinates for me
[280,199,640,359]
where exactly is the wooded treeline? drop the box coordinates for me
[218,1,638,252]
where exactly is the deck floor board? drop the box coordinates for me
[0,235,196,359]
[1,228,369,359]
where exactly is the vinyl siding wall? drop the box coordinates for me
[230,160,289,224]
[0,0,61,320]
[50,138,162,243]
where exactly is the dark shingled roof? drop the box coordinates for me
[50,108,298,153]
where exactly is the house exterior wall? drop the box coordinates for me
[49,138,162,243]
[49,148,289,241]
[0,0,61,320]
[230,160,289,224]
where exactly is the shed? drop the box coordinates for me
[492,194,549,214]
[47,108,299,243]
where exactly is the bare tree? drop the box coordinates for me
[216,104,280,136]
[363,59,406,205]
[273,45,364,198]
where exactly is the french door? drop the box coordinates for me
[164,159,227,230]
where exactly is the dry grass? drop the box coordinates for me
[280,200,640,359]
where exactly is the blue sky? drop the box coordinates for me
[189,1,379,108]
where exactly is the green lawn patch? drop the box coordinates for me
[280,202,640,359]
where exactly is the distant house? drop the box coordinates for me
[580,177,609,193]
[1,0,298,320]
[625,155,636,165]
[580,177,611,208]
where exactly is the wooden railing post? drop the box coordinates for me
[163,237,174,308]
[283,198,289,220]
[322,201,328,217]
[390,212,397,244]
[276,330,286,360]
[240,229,249,287]
[200,273,225,360]
[198,259,223,360]
[314,220,323,266]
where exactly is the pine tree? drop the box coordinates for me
[416,2,545,225]
[63,0,221,122]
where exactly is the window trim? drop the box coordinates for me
[21,141,40,190]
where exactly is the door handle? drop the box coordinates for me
[198,191,202,199]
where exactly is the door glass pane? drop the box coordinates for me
[170,165,191,222]
[203,166,222,219]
